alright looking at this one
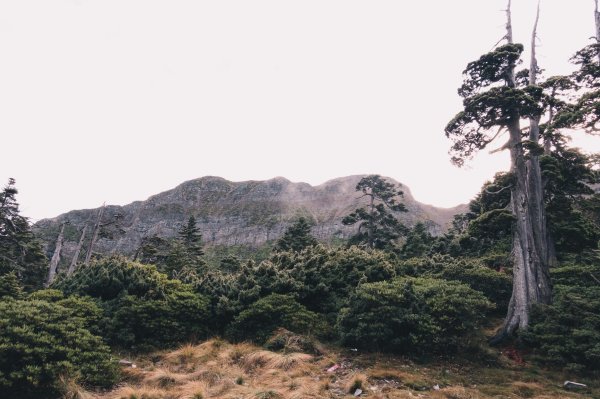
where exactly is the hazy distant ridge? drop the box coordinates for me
[34,175,467,260]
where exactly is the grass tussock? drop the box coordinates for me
[95,338,598,399]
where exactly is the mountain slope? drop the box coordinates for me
[34,175,466,262]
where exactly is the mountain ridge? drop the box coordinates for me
[33,175,467,264]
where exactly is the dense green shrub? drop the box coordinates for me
[270,245,396,317]
[396,255,511,312]
[0,272,23,299]
[522,284,600,372]
[55,256,210,350]
[0,298,118,398]
[438,260,512,312]
[194,246,396,330]
[227,294,326,344]
[109,290,210,349]
[28,289,104,333]
[337,277,492,354]
[550,262,600,288]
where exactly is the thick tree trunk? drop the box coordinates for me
[45,222,65,287]
[491,0,553,343]
[84,204,105,265]
[67,224,87,275]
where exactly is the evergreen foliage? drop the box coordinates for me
[193,245,397,331]
[0,179,47,291]
[179,215,205,257]
[337,277,492,354]
[0,272,23,299]
[523,284,600,372]
[274,217,318,253]
[342,175,408,250]
[0,297,118,398]
[400,222,435,259]
[396,255,511,312]
[227,294,326,344]
[55,256,210,350]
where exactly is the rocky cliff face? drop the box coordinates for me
[33,175,466,263]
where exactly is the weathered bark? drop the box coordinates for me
[596,0,600,62]
[368,190,374,248]
[45,222,65,287]
[505,0,513,43]
[84,204,105,265]
[491,0,553,343]
[543,87,555,155]
[67,224,88,275]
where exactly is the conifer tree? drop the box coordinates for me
[165,216,206,279]
[178,215,204,257]
[342,175,408,251]
[274,217,318,253]
[0,179,47,291]
[445,1,553,341]
[0,272,23,299]
[400,222,435,259]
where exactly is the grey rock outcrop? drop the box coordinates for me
[34,175,466,264]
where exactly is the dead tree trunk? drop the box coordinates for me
[67,224,88,275]
[491,0,553,343]
[45,222,65,287]
[528,1,558,268]
[368,190,374,249]
[596,0,600,62]
[84,204,105,265]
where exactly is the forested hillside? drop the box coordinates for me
[2,1,600,399]
[32,175,464,272]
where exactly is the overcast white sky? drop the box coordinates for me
[1,0,599,221]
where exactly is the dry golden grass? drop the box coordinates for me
[145,368,189,388]
[510,381,546,398]
[105,385,172,399]
[430,386,482,399]
[89,339,597,399]
[344,372,368,394]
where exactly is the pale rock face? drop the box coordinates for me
[34,175,467,262]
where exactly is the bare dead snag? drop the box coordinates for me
[84,203,105,266]
[67,224,88,275]
[45,222,66,287]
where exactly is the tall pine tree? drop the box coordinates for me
[342,175,408,251]
[445,1,553,341]
[0,179,47,291]
[274,217,318,253]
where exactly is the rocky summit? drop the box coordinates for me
[33,175,466,262]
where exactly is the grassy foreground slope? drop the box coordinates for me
[87,338,597,399]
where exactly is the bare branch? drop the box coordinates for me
[485,185,513,195]
[491,34,509,50]
[596,0,600,62]
[505,0,513,44]
[529,0,541,86]
[589,272,600,285]
[489,139,512,154]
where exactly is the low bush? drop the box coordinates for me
[337,277,492,354]
[522,284,600,372]
[55,256,210,350]
[227,294,326,344]
[438,260,512,312]
[0,298,118,398]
